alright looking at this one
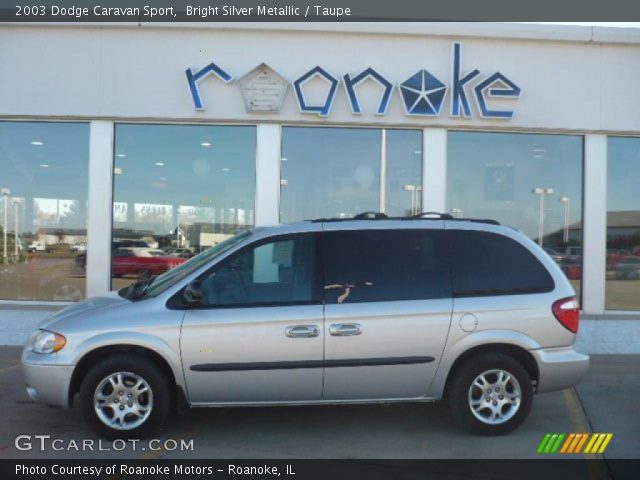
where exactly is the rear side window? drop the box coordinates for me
[322,229,451,304]
[449,230,554,297]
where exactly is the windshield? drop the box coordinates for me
[118,230,252,300]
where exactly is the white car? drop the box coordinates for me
[70,243,87,253]
[27,241,46,252]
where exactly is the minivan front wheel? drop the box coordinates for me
[79,354,170,438]
[449,353,533,435]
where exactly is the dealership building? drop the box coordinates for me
[0,22,639,351]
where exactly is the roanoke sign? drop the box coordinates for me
[185,42,521,119]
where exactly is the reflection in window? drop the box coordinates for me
[280,127,422,222]
[111,124,256,290]
[446,131,583,300]
[199,233,317,306]
[606,137,640,311]
[0,122,89,301]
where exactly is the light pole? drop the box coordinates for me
[1,188,10,264]
[13,198,20,260]
[532,187,554,248]
[559,196,570,244]
[403,184,423,216]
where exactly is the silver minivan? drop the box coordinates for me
[22,214,589,438]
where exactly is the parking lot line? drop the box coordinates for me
[563,389,611,480]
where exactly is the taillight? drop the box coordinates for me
[552,296,580,333]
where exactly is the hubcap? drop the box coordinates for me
[468,369,521,425]
[94,371,153,430]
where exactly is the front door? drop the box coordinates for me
[321,225,453,400]
[180,230,323,404]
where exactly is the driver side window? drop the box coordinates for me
[199,233,318,307]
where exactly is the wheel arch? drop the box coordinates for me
[68,344,184,408]
[441,343,540,399]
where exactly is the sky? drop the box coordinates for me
[524,22,640,28]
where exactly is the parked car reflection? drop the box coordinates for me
[112,247,186,279]
[614,256,640,280]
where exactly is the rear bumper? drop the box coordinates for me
[531,346,590,393]
[22,351,74,408]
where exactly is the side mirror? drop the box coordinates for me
[183,279,204,305]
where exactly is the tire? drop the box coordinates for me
[448,353,533,435]
[79,354,170,439]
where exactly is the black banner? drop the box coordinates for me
[2,459,640,480]
[1,0,640,22]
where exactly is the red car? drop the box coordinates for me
[112,248,186,278]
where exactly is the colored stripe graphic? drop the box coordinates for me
[538,433,613,454]
[574,433,589,453]
[537,433,552,453]
[537,433,565,453]
[597,434,613,454]
[560,433,575,453]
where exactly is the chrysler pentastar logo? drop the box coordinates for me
[399,69,448,116]
[185,42,521,119]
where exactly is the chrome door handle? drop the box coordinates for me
[285,325,320,338]
[329,323,363,336]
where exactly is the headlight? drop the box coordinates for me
[32,330,66,354]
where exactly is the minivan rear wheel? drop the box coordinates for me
[79,354,170,439]
[449,353,532,435]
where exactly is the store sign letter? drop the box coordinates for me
[186,42,521,119]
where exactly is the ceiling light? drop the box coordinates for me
[222,167,230,172]
[116,153,126,158]
[30,141,44,146]
[200,142,212,147]
[39,164,49,168]
[155,162,164,166]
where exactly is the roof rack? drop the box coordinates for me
[310,212,500,225]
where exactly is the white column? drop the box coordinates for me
[422,128,447,213]
[254,124,281,226]
[379,129,387,213]
[86,121,114,298]
[582,134,607,315]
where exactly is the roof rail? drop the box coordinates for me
[310,211,500,225]
[411,212,454,220]
[354,211,389,220]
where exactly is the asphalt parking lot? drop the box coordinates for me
[0,347,637,466]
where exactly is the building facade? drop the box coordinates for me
[0,22,639,351]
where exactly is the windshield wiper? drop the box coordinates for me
[119,275,157,300]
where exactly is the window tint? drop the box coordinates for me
[449,230,554,297]
[322,229,450,304]
[199,233,317,307]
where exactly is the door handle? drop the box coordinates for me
[329,323,363,336]
[285,325,320,338]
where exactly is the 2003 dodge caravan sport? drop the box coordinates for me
[22,213,589,438]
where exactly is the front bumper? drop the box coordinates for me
[22,350,74,408]
[531,346,590,393]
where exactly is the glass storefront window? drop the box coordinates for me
[111,124,256,290]
[606,137,640,311]
[280,127,422,222]
[0,121,89,301]
[447,131,584,300]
